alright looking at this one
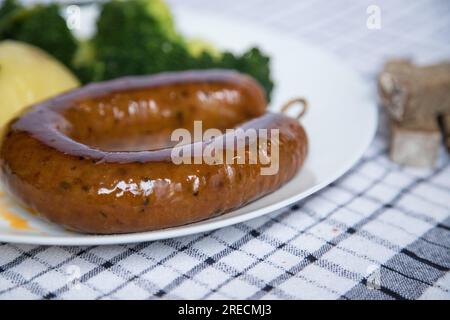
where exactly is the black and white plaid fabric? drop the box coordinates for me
[0,0,449,299]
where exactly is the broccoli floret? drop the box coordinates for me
[92,0,193,79]
[71,39,105,83]
[0,0,274,99]
[0,1,77,66]
[92,0,273,98]
[232,47,274,99]
[186,38,222,59]
[0,0,22,35]
[144,0,181,42]
[0,0,20,19]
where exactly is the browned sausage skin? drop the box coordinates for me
[0,70,307,234]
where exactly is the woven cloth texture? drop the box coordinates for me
[0,0,449,300]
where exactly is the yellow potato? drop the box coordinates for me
[0,40,80,128]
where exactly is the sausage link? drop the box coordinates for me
[0,70,307,234]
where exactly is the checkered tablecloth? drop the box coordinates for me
[1,0,449,300]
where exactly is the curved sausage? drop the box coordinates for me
[0,70,307,234]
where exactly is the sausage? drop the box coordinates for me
[0,70,307,234]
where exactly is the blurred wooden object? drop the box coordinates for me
[443,114,450,151]
[378,60,450,167]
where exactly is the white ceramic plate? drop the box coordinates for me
[0,7,377,245]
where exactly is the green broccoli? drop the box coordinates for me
[92,0,191,79]
[186,38,222,59]
[0,0,274,99]
[229,48,274,99]
[0,0,20,19]
[92,0,273,99]
[0,0,77,67]
[144,0,182,43]
[71,39,105,83]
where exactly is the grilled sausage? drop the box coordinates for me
[0,70,307,234]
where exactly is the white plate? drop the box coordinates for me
[0,8,377,246]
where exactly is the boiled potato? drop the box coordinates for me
[0,40,80,128]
